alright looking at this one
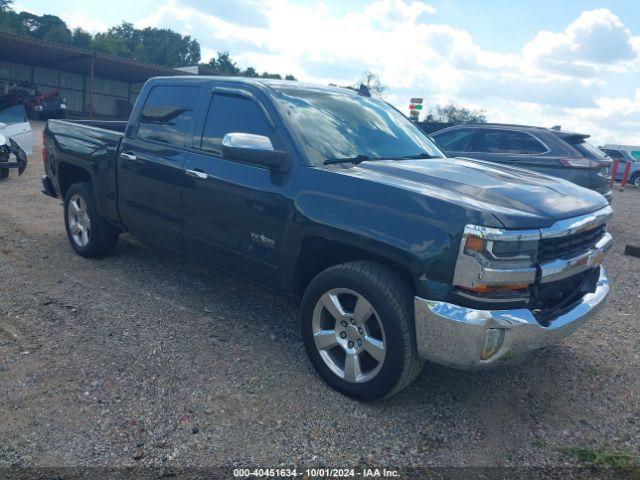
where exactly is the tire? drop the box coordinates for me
[630,173,640,187]
[300,261,424,401]
[0,167,8,179]
[64,182,119,258]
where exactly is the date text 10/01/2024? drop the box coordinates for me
[233,468,400,478]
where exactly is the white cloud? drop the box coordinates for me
[523,9,640,74]
[138,1,640,144]
[59,12,110,34]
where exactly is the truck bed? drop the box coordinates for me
[44,119,125,225]
[56,119,128,134]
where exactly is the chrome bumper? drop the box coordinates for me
[414,267,609,369]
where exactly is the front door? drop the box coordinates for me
[117,84,202,249]
[181,88,291,288]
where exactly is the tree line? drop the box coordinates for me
[0,0,296,79]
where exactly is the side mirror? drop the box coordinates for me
[222,133,289,172]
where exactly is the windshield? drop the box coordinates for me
[273,87,444,166]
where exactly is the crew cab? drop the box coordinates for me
[42,77,612,400]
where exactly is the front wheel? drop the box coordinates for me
[630,172,640,187]
[301,261,424,401]
[64,182,119,258]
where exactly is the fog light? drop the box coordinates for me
[480,328,504,360]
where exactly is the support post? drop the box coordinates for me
[89,55,95,119]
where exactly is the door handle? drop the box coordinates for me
[120,152,137,161]
[186,169,208,180]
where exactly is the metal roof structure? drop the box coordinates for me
[0,31,186,83]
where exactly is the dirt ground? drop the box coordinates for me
[0,121,639,474]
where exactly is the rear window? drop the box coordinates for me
[137,85,200,147]
[572,140,608,160]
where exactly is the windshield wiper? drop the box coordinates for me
[323,152,440,165]
[324,154,380,165]
[398,152,438,159]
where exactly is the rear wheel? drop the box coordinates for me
[0,167,8,179]
[630,172,640,187]
[64,182,119,258]
[301,261,424,401]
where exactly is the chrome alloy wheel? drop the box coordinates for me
[312,288,386,383]
[67,193,91,247]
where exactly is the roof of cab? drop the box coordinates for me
[147,75,358,96]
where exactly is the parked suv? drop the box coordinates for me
[432,124,613,202]
[600,146,640,186]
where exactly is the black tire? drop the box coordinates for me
[301,261,424,401]
[630,172,640,187]
[64,182,119,258]
[0,167,8,179]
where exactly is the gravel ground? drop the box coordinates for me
[0,122,639,474]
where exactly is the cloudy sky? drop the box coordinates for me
[16,0,640,145]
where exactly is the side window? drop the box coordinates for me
[199,93,274,155]
[137,85,200,147]
[474,130,546,154]
[0,105,27,125]
[433,129,474,151]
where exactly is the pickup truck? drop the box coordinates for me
[42,77,612,401]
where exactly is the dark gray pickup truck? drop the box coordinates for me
[42,77,612,400]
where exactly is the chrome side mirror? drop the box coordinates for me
[222,133,289,172]
[222,132,274,151]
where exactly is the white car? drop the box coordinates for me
[0,104,33,157]
[0,104,32,178]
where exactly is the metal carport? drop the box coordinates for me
[0,31,190,118]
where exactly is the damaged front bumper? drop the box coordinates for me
[1,138,28,175]
[414,266,609,369]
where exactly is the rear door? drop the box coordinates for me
[0,105,33,156]
[117,84,202,249]
[181,86,291,288]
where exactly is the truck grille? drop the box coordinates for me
[538,224,606,263]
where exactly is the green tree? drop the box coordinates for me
[242,66,258,77]
[260,72,282,79]
[0,9,24,35]
[93,31,129,57]
[0,0,13,12]
[71,28,92,50]
[207,51,240,75]
[424,103,486,123]
[357,70,388,97]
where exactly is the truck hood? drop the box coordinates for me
[342,157,609,229]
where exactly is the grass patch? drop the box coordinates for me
[564,447,640,469]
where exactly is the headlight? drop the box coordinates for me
[453,225,540,298]
[464,236,538,261]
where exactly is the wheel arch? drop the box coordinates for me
[291,236,417,303]
[57,161,92,199]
